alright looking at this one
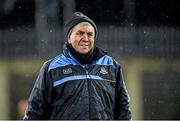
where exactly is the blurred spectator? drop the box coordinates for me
[18,98,28,119]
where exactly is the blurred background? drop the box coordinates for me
[0,0,180,119]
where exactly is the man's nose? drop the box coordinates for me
[82,33,88,40]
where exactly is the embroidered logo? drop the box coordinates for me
[100,67,108,74]
[63,68,72,74]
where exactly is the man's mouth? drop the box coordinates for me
[79,43,88,46]
[80,44,88,46]
[79,40,89,47]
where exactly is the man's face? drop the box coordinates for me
[68,22,95,54]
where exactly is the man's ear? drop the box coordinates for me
[68,38,71,44]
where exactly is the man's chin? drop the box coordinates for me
[78,48,90,54]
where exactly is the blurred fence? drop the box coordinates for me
[98,25,180,58]
[0,25,180,119]
[0,25,180,59]
[1,0,180,120]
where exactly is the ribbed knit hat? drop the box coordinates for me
[65,12,97,39]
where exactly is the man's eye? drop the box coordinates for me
[77,32,83,35]
[88,33,93,37]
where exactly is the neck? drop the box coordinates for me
[67,43,94,64]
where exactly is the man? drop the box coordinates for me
[24,12,131,120]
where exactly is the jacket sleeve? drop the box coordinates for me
[114,63,131,120]
[23,61,53,120]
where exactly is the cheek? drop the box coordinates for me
[90,39,95,45]
[68,37,75,44]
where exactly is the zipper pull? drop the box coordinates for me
[85,70,89,78]
[86,70,88,75]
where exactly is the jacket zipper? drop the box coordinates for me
[84,68,91,119]
[85,70,89,78]
[68,52,91,118]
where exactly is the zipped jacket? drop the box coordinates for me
[24,44,131,120]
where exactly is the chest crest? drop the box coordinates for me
[100,67,108,74]
[62,68,73,74]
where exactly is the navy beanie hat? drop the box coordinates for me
[65,12,97,39]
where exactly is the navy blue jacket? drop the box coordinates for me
[24,44,131,120]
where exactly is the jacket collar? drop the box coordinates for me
[63,42,107,64]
